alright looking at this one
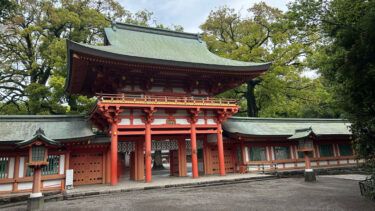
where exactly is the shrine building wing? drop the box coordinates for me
[65,21,271,96]
[223,117,351,140]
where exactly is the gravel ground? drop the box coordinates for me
[5,176,375,211]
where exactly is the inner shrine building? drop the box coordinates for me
[65,21,270,185]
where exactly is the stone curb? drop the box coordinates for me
[0,190,61,207]
[273,166,369,178]
[0,193,63,209]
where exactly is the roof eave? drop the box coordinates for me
[227,132,351,139]
[16,134,61,147]
[3,135,96,144]
[64,39,74,91]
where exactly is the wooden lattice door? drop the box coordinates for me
[70,151,104,185]
[210,147,234,174]
[224,147,234,173]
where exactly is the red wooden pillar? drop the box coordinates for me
[135,140,144,180]
[191,123,198,178]
[65,151,70,172]
[241,141,246,165]
[13,156,20,192]
[217,123,225,176]
[304,151,311,170]
[110,123,118,185]
[145,123,152,182]
[31,167,42,197]
[178,139,187,177]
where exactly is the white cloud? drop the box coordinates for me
[118,0,291,33]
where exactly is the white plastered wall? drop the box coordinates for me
[19,157,25,178]
[43,180,62,188]
[0,184,13,192]
[8,157,15,178]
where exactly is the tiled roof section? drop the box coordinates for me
[0,115,95,142]
[223,117,351,137]
[67,22,270,71]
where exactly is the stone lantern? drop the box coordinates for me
[17,128,60,211]
[289,127,316,182]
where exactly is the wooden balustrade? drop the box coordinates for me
[96,93,238,106]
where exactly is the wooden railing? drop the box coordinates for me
[96,93,238,107]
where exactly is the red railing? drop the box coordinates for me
[96,93,238,106]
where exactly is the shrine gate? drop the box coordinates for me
[65,21,270,185]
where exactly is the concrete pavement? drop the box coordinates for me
[4,176,374,211]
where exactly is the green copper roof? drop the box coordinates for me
[288,127,316,140]
[67,22,270,71]
[0,115,95,143]
[223,117,351,137]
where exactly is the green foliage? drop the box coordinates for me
[0,0,125,114]
[201,3,341,118]
[0,0,16,21]
[287,0,375,159]
[0,0,181,115]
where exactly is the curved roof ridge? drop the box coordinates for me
[112,21,201,40]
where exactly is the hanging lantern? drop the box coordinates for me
[297,138,314,152]
[30,145,47,163]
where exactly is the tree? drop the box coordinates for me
[200,3,339,118]
[0,0,15,21]
[0,0,168,114]
[287,0,375,160]
[0,0,125,114]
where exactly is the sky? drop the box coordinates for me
[118,0,292,33]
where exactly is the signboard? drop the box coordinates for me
[65,169,74,189]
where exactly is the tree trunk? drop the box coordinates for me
[247,81,258,117]
[152,150,165,170]
[67,95,78,112]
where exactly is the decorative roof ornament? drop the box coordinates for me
[33,128,45,136]
[17,128,60,147]
[105,18,117,31]
[197,33,203,43]
[111,20,117,31]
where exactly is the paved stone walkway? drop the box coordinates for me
[66,173,272,196]
[5,176,375,211]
